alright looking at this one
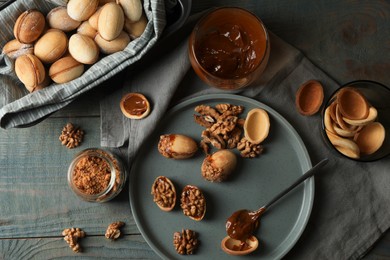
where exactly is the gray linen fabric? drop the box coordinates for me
[0,0,166,128]
[100,19,390,259]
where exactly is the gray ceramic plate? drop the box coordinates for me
[129,94,314,259]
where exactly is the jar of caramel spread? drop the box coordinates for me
[189,7,270,90]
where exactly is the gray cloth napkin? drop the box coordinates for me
[100,15,390,259]
[0,0,166,128]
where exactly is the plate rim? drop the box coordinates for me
[129,93,314,259]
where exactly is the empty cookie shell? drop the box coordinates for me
[354,122,385,155]
[221,235,259,256]
[325,129,360,159]
[337,87,369,120]
[244,108,270,144]
[343,106,378,126]
[120,93,150,119]
[295,80,324,116]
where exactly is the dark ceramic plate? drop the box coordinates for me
[129,94,314,259]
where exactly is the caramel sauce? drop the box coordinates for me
[226,207,265,242]
[123,95,147,116]
[226,210,257,241]
[196,24,258,79]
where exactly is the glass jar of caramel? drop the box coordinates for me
[67,148,127,202]
[188,7,270,90]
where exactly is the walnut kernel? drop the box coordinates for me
[105,221,125,240]
[59,122,84,149]
[237,137,264,158]
[62,227,85,253]
[173,229,199,255]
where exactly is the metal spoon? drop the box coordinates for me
[225,158,329,242]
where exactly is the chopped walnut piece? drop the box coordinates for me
[193,114,214,128]
[215,103,244,115]
[59,123,84,149]
[199,140,210,155]
[237,118,246,128]
[62,228,86,253]
[173,229,199,255]
[209,114,238,135]
[105,221,125,240]
[223,127,242,149]
[237,137,264,158]
[201,130,225,150]
[194,105,221,120]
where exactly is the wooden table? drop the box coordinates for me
[1,0,389,259]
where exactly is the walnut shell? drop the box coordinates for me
[69,34,99,64]
[2,39,34,59]
[14,9,46,44]
[34,29,68,63]
[46,6,81,32]
[158,134,198,159]
[98,2,125,41]
[15,54,46,92]
[67,0,99,22]
[49,56,84,84]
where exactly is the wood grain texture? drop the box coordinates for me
[0,235,157,259]
[0,118,140,238]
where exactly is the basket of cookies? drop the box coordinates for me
[0,0,187,128]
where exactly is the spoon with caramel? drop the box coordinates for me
[224,158,329,251]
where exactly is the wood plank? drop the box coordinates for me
[0,118,141,238]
[0,235,157,259]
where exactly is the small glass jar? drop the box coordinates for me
[188,7,270,90]
[67,148,127,202]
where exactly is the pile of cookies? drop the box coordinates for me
[2,0,146,92]
[324,87,385,159]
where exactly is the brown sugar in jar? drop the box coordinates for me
[67,148,127,202]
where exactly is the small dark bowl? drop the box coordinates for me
[321,80,390,162]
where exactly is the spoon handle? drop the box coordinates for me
[263,158,329,209]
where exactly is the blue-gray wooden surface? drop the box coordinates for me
[1,0,390,259]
